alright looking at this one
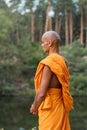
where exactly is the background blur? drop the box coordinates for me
[0,0,87,130]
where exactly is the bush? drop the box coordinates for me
[60,40,87,96]
[0,37,45,96]
[0,39,87,96]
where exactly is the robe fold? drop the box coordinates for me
[34,53,73,130]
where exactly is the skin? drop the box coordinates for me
[30,31,61,115]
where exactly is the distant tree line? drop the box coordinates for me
[0,0,87,46]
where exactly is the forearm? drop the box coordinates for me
[30,92,45,114]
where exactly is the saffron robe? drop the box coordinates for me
[34,53,73,130]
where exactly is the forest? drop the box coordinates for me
[0,0,87,96]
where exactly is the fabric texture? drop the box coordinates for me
[34,53,73,130]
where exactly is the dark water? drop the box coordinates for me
[0,96,87,130]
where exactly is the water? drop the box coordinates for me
[0,96,87,130]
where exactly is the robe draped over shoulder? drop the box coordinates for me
[34,53,73,130]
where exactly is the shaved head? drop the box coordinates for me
[42,31,61,43]
[41,31,60,54]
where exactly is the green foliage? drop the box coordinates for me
[18,36,45,66]
[70,73,87,95]
[0,9,13,42]
[60,40,87,96]
[0,43,19,95]
[0,36,45,96]
[0,39,87,96]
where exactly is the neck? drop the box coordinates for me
[48,48,59,55]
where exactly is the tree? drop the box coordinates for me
[24,0,38,42]
[60,40,87,95]
[78,0,87,46]
[63,0,74,45]
[35,0,47,40]
[0,0,7,8]
[84,1,87,47]
[45,1,52,31]
[53,1,63,34]
[0,9,13,43]
[1,0,87,46]
[53,0,74,45]
[79,1,84,44]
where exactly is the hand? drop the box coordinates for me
[30,104,38,115]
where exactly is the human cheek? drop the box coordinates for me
[42,46,46,51]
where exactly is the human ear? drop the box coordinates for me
[49,40,53,47]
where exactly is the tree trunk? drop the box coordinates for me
[55,15,62,34]
[69,11,73,44]
[16,21,20,43]
[86,26,87,47]
[39,19,43,41]
[80,8,84,44]
[55,15,59,32]
[85,7,87,47]
[31,12,35,42]
[58,17,62,34]
[45,1,52,31]
[65,11,69,45]
[85,20,87,47]
[49,16,52,30]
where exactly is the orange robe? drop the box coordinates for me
[34,53,73,130]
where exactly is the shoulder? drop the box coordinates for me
[42,65,53,79]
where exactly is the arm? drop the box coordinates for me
[30,65,52,115]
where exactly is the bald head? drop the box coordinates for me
[42,31,60,44]
[41,31,60,53]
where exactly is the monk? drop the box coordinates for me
[30,31,73,130]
